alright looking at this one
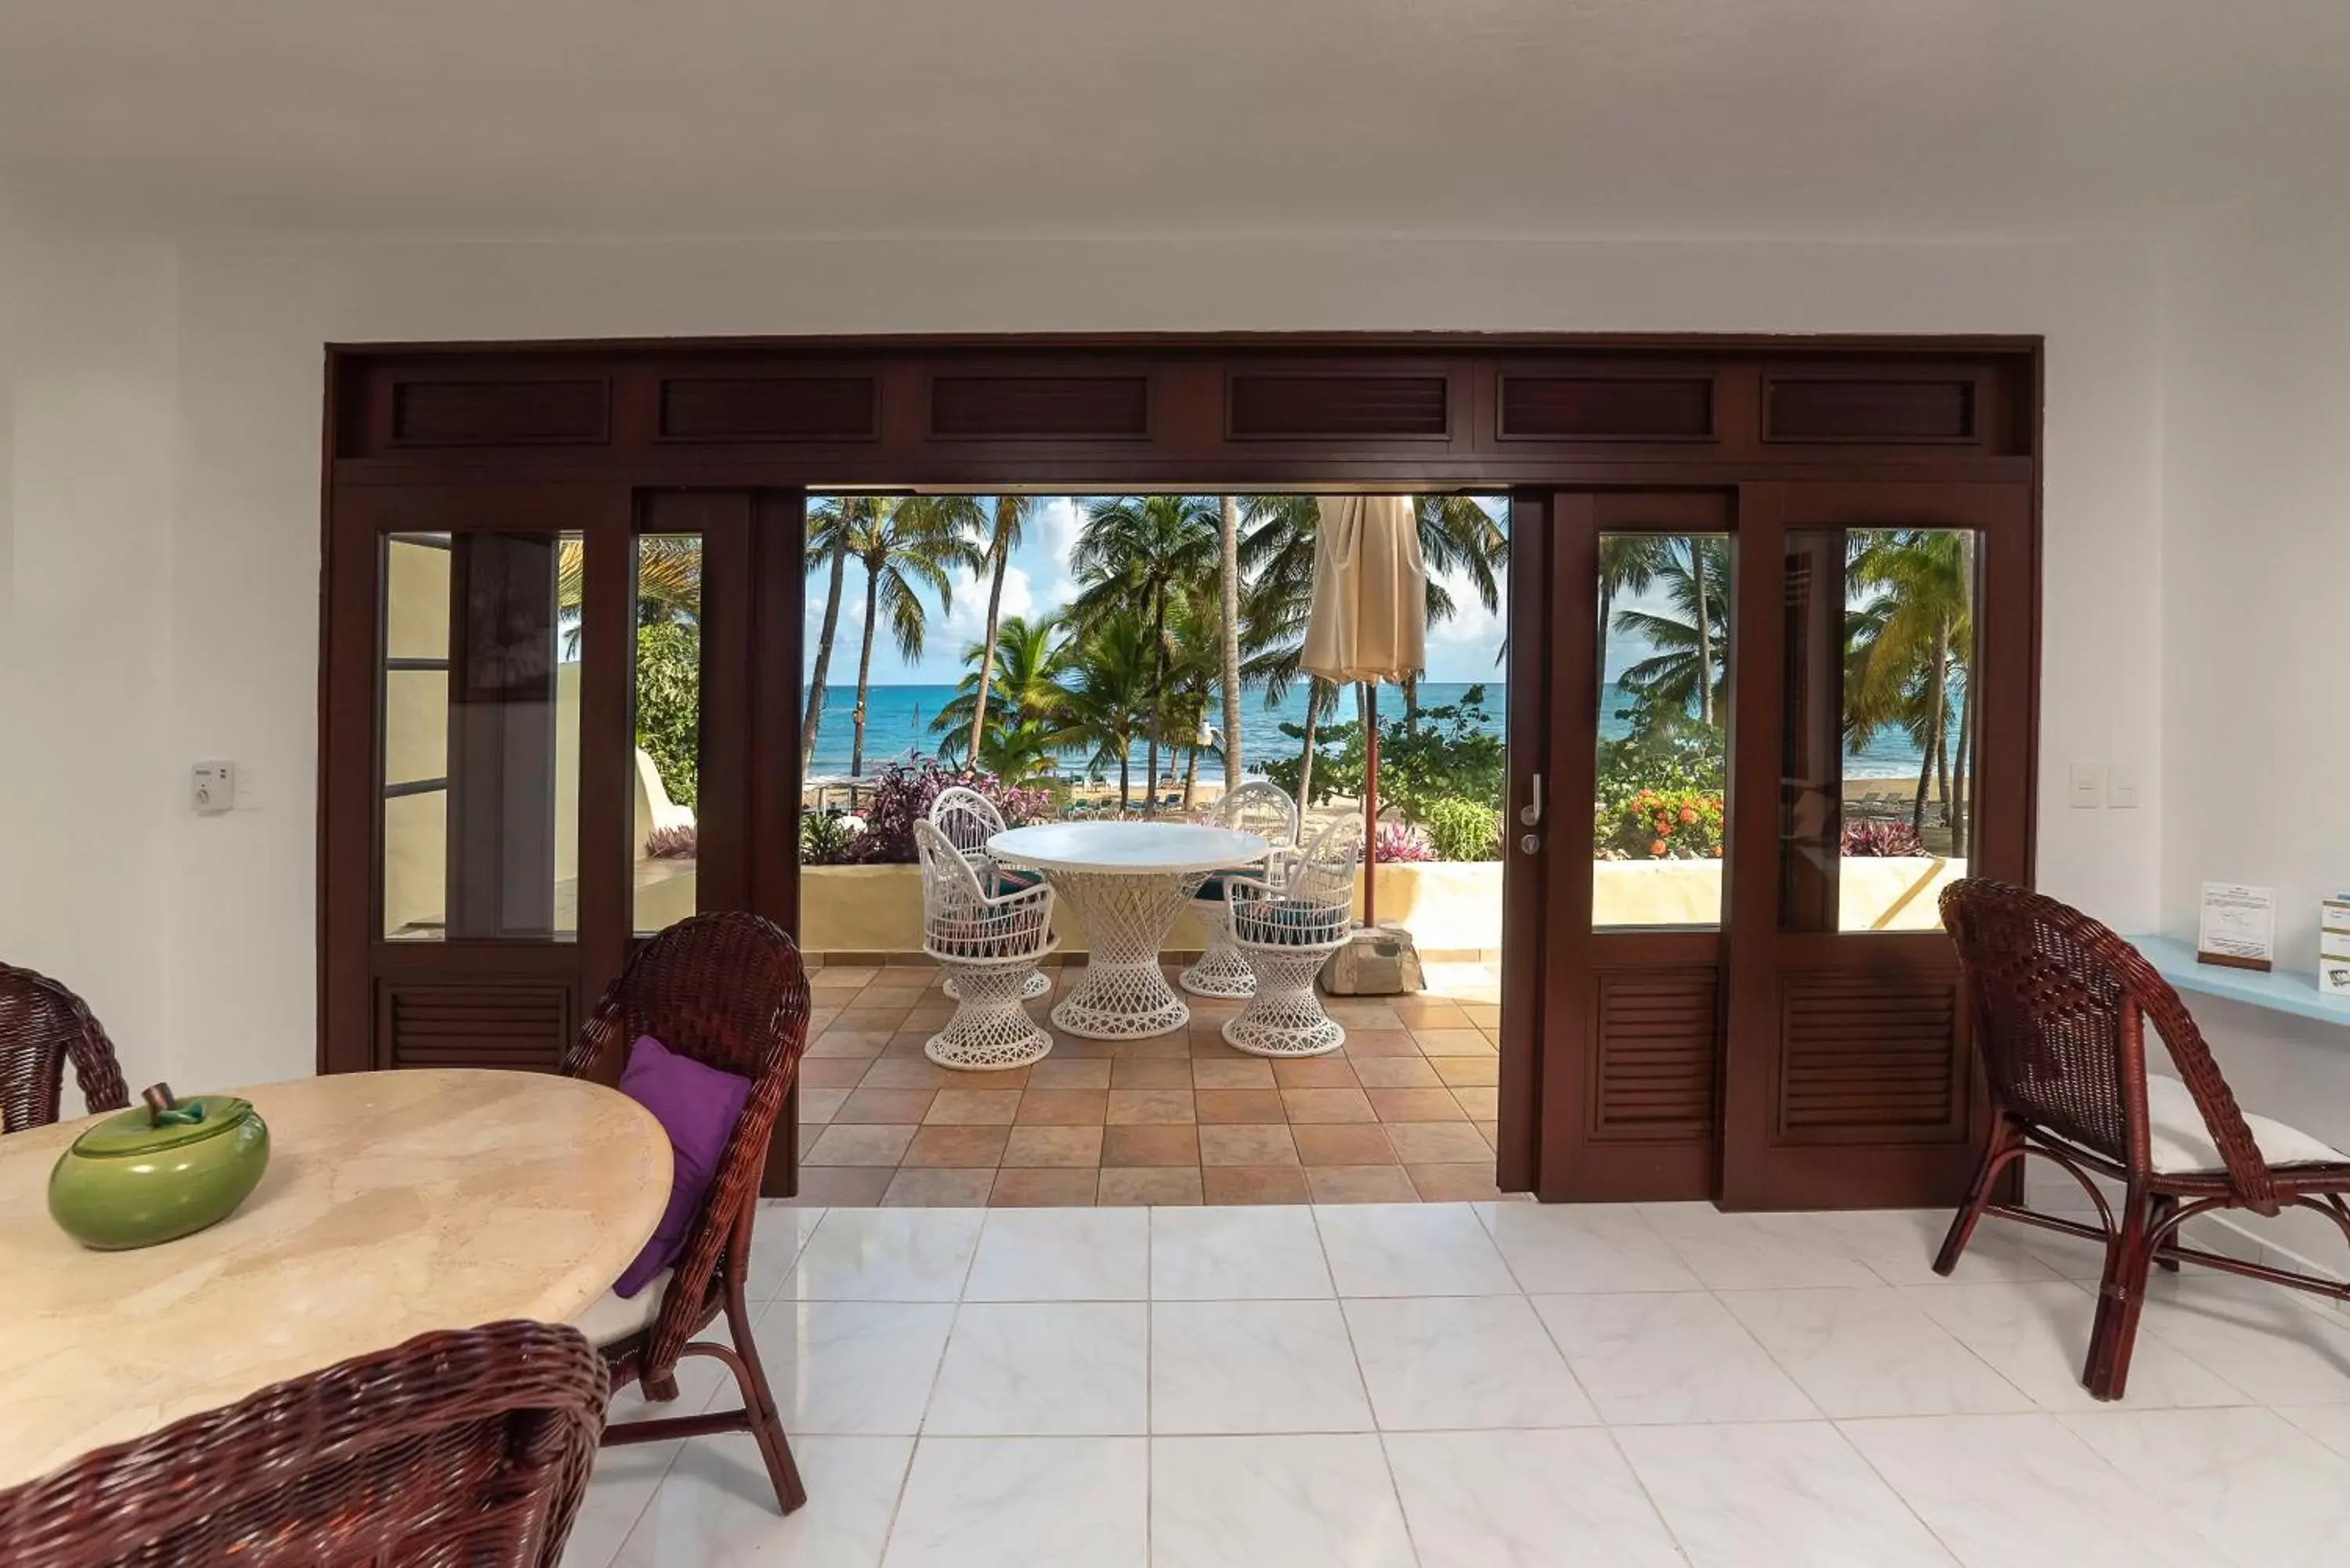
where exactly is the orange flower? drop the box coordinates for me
[1679,806,1699,825]
[1650,839,1668,856]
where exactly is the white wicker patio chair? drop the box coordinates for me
[1220,815,1361,1058]
[929,786,1051,1001]
[1178,780,1302,999]
[913,819,1058,1071]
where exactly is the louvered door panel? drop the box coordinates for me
[1777,973,1963,1143]
[378,982,574,1072]
[1592,969,1719,1142]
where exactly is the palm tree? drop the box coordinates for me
[1845,529,1974,843]
[966,495,1032,768]
[1072,495,1219,807]
[1048,611,1159,809]
[1153,599,1224,811]
[1237,495,1329,798]
[1239,493,1500,788]
[554,535,703,655]
[1409,496,1509,722]
[930,613,1069,765]
[1612,538,1731,726]
[801,497,861,773]
[1218,494,1243,786]
[1598,535,1671,686]
[841,497,982,776]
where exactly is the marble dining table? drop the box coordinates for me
[0,1068,670,1489]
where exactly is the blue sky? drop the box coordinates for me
[802,496,1521,688]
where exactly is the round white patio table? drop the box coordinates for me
[0,1068,670,1489]
[989,821,1270,1039]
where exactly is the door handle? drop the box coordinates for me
[1520,773,1544,828]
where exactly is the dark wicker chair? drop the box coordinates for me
[559,911,811,1514]
[1936,878,2350,1399]
[1,962,130,1134]
[0,1321,606,1568]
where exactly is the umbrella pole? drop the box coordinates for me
[1363,683,1379,928]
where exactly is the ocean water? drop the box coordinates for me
[802,681,1931,782]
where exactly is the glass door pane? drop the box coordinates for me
[1781,527,1979,933]
[1595,533,1731,927]
[378,529,583,941]
[631,532,704,934]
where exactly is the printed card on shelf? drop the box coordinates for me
[2196,882,2276,971]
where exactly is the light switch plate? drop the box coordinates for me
[192,760,237,815]
[2110,764,2142,810]
[2069,761,2106,809]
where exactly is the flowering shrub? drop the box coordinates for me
[1419,797,1502,862]
[1842,818,1926,857]
[833,761,1051,865]
[1603,787,1725,860]
[1373,822,1435,863]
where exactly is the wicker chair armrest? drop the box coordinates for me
[68,1015,132,1116]
[1222,875,1280,911]
[979,879,1055,919]
[2128,989,2281,1211]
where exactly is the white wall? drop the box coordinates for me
[5,231,2168,1088]
[2153,171,2350,1268]
[0,222,180,1090]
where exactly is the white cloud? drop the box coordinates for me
[1426,566,1503,645]
[1037,497,1085,562]
[938,562,1033,649]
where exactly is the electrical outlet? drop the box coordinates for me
[2069,762,2106,809]
[2110,764,2142,810]
[192,760,237,815]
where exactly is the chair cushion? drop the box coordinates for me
[573,1268,671,1347]
[1190,869,1261,904]
[1238,898,1350,947]
[2146,1073,2347,1174]
[615,1034,752,1297]
[989,865,1043,894]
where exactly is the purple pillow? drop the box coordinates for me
[614,1033,752,1299]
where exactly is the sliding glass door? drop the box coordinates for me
[1512,482,2034,1205]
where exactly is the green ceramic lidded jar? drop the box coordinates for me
[49,1084,270,1250]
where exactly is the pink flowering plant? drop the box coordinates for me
[833,760,1051,865]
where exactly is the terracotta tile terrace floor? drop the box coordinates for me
[793,959,1517,1206]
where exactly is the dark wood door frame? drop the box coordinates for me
[318,333,2044,1201]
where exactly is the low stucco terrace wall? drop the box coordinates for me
[794,855,1967,958]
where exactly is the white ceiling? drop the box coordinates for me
[2,0,2345,240]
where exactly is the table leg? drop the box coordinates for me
[1046,869,1209,1039]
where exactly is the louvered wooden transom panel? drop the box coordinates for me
[1778,973,1961,1141]
[1499,376,1714,440]
[1593,968,1719,1141]
[389,379,609,446]
[379,983,572,1072]
[1227,374,1449,439]
[1765,378,1976,443]
[659,377,877,441]
[929,375,1149,439]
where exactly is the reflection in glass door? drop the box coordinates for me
[378,529,583,942]
[1781,528,1979,934]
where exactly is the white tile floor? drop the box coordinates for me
[569,1200,2350,1568]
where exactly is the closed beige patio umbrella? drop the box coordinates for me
[1303,496,1426,927]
